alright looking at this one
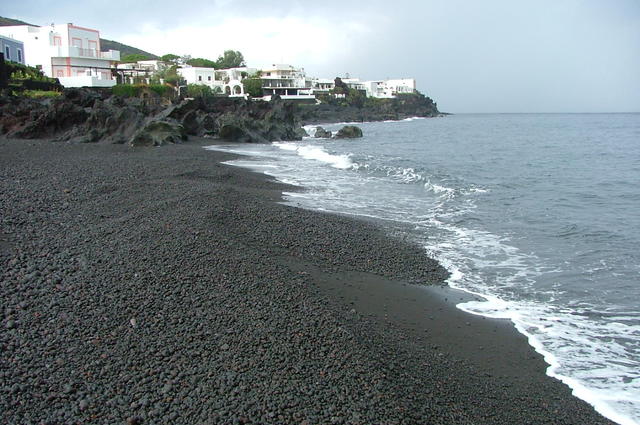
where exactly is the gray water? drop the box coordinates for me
[208,113,640,425]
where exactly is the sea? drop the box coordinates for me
[207,113,640,425]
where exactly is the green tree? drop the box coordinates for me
[346,88,366,108]
[215,50,245,69]
[186,84,213,98]
[186,57,217,68]
[154,65,183,87]
[121,53,150,63]
[242,78,263,97]
[161,53,180,63]
[332,77,349,95]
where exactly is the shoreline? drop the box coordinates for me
[0,137,614,424]
[210,139,628,424]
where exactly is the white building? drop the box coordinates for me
[0,34,25,65]
[0,23,120,88]
[372,78,417,98]
[309,76,417,99]
[178,66,257,97]
[341,78,416,98]
[136,60,167,72]
[216,67,257,96]
[117,60,170,84]
[260,64,314,100]
[310,77,334,94]
[177,66,215,87]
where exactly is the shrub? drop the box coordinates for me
[112,84,174,98]
[148,84,173,97]
[22,90,62,99]
[112,84,139,97]
[7,62,57,83]
[242,78,263,97]
[186,84,213,98]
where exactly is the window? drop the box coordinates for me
[207,76,211,81]
[198,75,202,81]
[17,48,22,63]
[4,46,10,61]
[53,36,62,46]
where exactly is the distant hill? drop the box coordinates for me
[99,38,158,60]
[0,16,32,26]
[0,16,158,60]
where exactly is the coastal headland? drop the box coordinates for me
[0,88,440,145]
[0,126,615,424]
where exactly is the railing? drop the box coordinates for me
[50,46,120,61]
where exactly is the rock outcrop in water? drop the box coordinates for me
[335,125,363,139]
[0,88,305,145]
[313,126,332,138]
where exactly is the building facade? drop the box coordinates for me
[343,78,417,98]
[260,64,314,100]
[0,35,25,64]
[0,23,120,87]
[178,66,257,97]
[177,66,215,87]
[257,67,417,101]
[117,60,170,84]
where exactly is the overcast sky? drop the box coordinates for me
[4,0,639,112]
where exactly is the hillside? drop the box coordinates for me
[99,38,158,59]
[0,16,157,59]
[0,16,32,26]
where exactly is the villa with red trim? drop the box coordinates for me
[0,23,120,87]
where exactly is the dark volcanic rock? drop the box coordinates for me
[181,110,200,135]
[12,101,88,139]
[0,88,304,145]
[130,119,187,146]
[62,87,106,108]
[217,113,266,143]
[313,126,332,138]
[335,125,363,139]
[297,92,440,125]
[201,113,217,135]
[296,126,309,138]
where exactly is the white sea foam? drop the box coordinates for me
[425,180,456,198]
[307,115,430,128]
[273,142,299,151]
[274,142,355,169]
[425,218,640,425]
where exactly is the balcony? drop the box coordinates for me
[50,46,121,61]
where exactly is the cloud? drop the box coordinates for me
[119,15,373,77]
[5,0,640,111]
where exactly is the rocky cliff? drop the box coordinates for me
[0,88,305,145]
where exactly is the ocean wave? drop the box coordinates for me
[275,141,489,203]
[273,142,355,169]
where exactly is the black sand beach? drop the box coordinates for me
[0,137,614,424]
